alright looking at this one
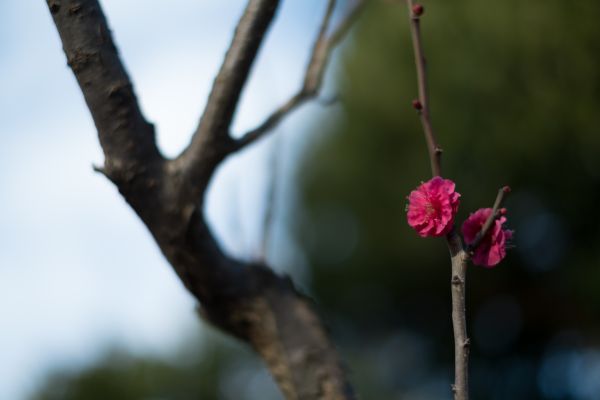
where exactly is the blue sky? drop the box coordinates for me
[0,1,345,398]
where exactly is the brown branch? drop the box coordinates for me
[304,0,339,95]
[448,233,470,400]
[466,186,510,252]
[235,0,366,150]
[406,1,442,177]
[46,0,163,182]
[47,0,357,398]
[175,0,282,210]
[404,2,469,399]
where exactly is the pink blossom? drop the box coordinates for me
[407,177,461,237]
[462,208,513,268]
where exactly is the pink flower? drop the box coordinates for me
[462,208,513,268]
[407,177,461,237]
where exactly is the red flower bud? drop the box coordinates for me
[502,185,511,194]
[499,208,507,216]
[412,99,423,110]
[412,4,424,16]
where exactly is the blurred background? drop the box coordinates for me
[2,0,600,399]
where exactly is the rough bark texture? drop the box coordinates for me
[46,0,356,398]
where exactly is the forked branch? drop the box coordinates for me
[235,0,366,150]
[46,0,364,398]
[176,0,281,210]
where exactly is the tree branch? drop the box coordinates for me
[47,1,359,398]
[46,0,162,181]
[404,1,469,399]
[448,232,470,400]
[406,1,442,177]
[235,0,366,150]
[175,0,281,209]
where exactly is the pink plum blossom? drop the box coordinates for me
[407,177,460,237]
[462,208,513,268]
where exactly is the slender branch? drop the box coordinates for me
[175,0,282,208]
[259,134,283,262]
[304,0,339,95]
[404,2,469,399]
[235,92,307,150]
[235,0,366,150]
[466,186,510,252]
[406,1,442,177]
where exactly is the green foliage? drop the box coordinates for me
[32,331,281,400]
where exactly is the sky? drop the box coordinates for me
[0,1,346,398]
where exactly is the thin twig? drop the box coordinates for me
[259,132,283,262]
[406,1,442,177]
[466,186,510,252]
[404,1,469,399]
[235,0,366,150]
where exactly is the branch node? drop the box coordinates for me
[451,275,463,285]
[234,0,365,151]
[66,49,98,73]
[69,3,82,15]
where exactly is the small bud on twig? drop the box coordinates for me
[412,4,424,17]
[412,99,423,110]
[502,185,511,194]
[499,207,507,216]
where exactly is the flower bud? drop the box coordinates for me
[412,99,423,110]
[412,4,424,16]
